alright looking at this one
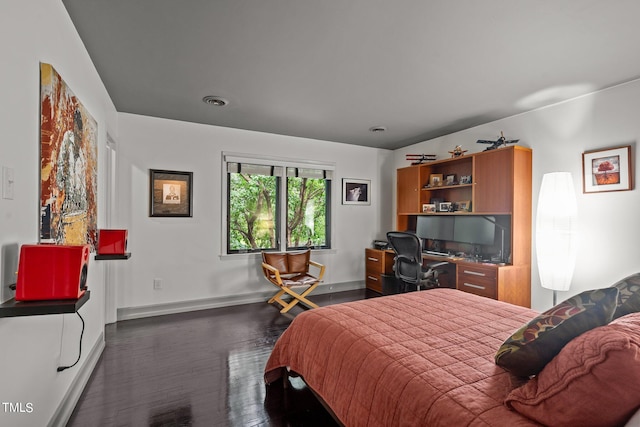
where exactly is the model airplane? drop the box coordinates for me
[476,131,519,151]
[406,154,436,165]
[448,145,468,158]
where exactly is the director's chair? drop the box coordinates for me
[261,250,325,314]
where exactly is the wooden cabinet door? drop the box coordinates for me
[473,148,513,213]
[397,166,421,214]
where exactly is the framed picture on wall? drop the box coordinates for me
[342,179,370,205]
[149,169,193,217]
[582,145,632,193]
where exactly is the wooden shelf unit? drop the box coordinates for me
[396,146,532,307]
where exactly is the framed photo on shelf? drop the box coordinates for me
[457,200,471,212]
[438,202,452,212]
[582,145,632,193]
[342,178,371,205]
[429,174,443,187]
[149,169,193,217]
[422,203,436,213]
[460,175,472,184]
[445,174,456,186]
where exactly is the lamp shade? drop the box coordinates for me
[536,172,578,292]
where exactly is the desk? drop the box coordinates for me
[365,248,395,294]
[365,249,530,308]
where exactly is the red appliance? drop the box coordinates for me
[97,229,128,255]
[15,244,89,301]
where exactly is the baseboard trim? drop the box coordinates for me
[117,280,365,321]
[48,332,105,427]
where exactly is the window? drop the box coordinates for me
[227,163,280,252]
[286,167,331,250]
[225,155,332,254]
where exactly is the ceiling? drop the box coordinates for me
[62,0,640,150]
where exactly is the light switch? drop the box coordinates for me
[3,166,15,200]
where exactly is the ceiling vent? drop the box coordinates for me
[369,126,387,133]
[202,96,229,107]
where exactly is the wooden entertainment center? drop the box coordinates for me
[366,145,532,307]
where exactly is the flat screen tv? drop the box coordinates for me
[453,216,495,245]
[415,215,455,241]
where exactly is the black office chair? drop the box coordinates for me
[386,231,448,292]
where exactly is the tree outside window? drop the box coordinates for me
[228,172,279,252]
[287,176,329,249]
[226,161,331,253]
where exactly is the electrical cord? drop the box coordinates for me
[57,311,84,372]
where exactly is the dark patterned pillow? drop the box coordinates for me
[495,288,619,377]
[611,273,640,320]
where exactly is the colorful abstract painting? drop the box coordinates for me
[40,63,98,250]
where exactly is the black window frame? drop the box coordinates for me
[224,156,333,254]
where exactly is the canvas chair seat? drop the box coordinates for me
[279,274,319,287]
[262,250,325,313]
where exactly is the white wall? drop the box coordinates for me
[0,1,116,425]
[394,80,640,311]
[115,114,393,315]
[3,0,639,422]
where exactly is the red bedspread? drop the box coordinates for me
[265,288,542,426]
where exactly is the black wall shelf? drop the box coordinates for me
[94,253,131,260]
[0,291,90,318]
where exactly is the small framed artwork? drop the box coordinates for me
[460,175,472,184]
[342,178,370,205]
[438,202,452,212]
[582,145,632,193]
[150,169,193,217]
[457,200,471,212]
[429,174,443,187]
[422,203,436,213]
[445,174,456,186]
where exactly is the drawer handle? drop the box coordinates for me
[367,257,379,262]
[462,282,486,290]
[367,276,379,281]
[463,270,486,277]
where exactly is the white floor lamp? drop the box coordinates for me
[536,172,578,306]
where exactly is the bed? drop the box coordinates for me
[264,287,640,426]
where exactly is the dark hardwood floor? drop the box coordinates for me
[67,288,380,427]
